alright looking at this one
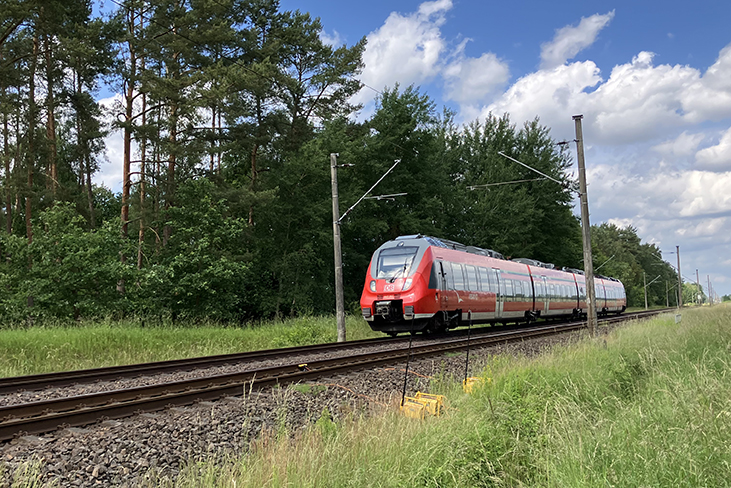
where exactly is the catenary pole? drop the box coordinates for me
[708,275,712,306]
[676,246,682,308]
[573,115,598,336]
[329,155,404,342]
[644,272,648,310]
[696,269,701,306]
[331,153,346,342]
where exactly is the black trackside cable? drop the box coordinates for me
[401,317,415,407]
[464,310,473,382]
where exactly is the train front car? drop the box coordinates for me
[360,236,440,335]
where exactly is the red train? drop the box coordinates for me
[359,235,626,335]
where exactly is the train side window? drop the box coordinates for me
[465,265,478,291]
[443,262,454,290]
[453,263,466,290]
[515,280,523,299]
[550,284,555,298]
[491,269,501,295]
[479,267,490,292]
[429,262,439,289]
[504,279,513,301]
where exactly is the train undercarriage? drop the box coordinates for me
[366,302,626,336]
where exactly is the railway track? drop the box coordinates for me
[0,308,670,442]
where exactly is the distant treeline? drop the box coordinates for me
[0,0,677,323]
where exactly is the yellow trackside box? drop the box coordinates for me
[463,377,487,394]
[400,397,426,419]
[414,392,447,417]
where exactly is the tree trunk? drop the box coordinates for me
[121,10,136,241]
[44,33,57,196]
[119,7,140,294]
[74,73,96,229]
[163,47,180,247]
[26,34,39,244]
[85,153,95,228]
[2,77,10,234]
[217,110,222,174]
[137,91,147,269]
[163,102,176,247]
[153,122,161,248]
[209,105,215,173]
[249,96,262,227]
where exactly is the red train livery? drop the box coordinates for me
[359,235,626,335]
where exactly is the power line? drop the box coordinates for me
[468,177,547,190]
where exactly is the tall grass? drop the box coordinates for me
[170,306,731,487]
[0,315,378,378]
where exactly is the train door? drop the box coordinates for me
[541,276,549,313]
[438,261,449,311]
[492,268,503,318]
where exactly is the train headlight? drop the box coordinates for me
[402,278,413,291]
[370,280,376,292]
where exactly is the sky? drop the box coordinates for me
[96,0,731,299]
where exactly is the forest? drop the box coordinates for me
[0,0,682,324]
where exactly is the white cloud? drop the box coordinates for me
[652,131,704,158]
[677,171,731,217]
[585,160,731,296]
[483,42,731,145]
[319,29,342,47]
[695,126,731,171]
[484,61,602,137]
[681,44,731,122]
[540,11,615,69]
[353,0,452,107]
[588,164,731,221]
[590,52,699,142]
[443,52,509,105]
[418,0,452,16]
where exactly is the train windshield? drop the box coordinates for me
[376,246,419,280]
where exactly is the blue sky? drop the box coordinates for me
[97,0,731,298]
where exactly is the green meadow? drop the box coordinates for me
[167,306,731,487]
[0,316,379,378]
[4,306,731,487]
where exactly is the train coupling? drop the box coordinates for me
[373,299,405,321]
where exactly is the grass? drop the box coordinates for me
[289,384,328,396]
[0,315,380,378]
[165,305,731,487]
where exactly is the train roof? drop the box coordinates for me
[512,257,557,270]
[390,235,622,284]
[394,234,505,259]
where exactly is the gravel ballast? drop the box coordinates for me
[0,326,608,487]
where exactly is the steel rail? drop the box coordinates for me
[0,308,669,442]
[0,309,667,395]
[0,335,405,395]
